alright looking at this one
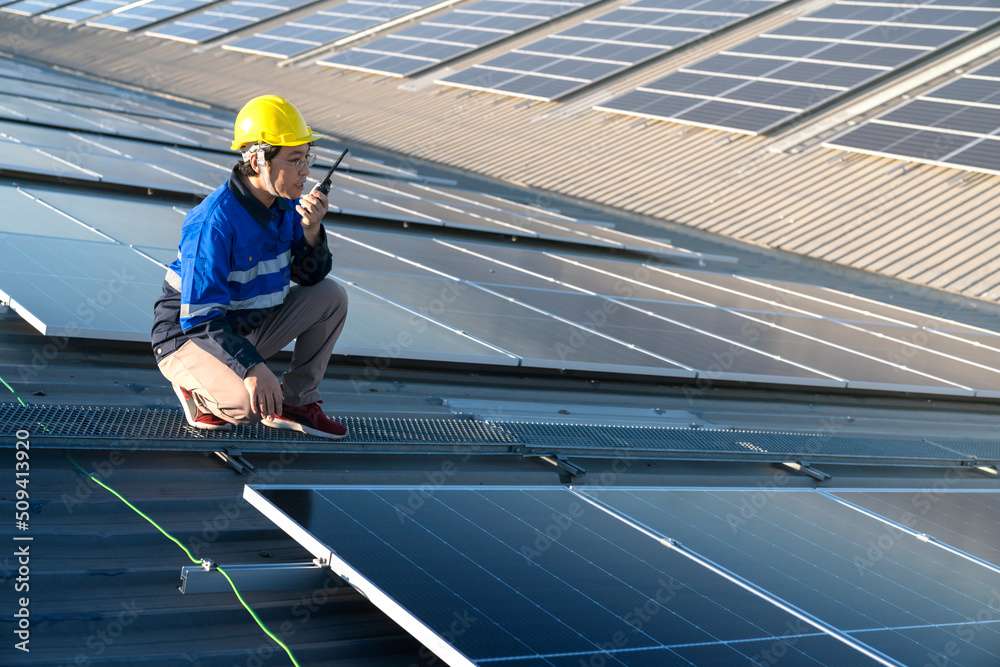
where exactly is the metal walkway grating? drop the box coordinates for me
[1,403,986,464]
[488,422,974,462]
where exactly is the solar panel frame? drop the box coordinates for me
[222,0,446,59]
[824,52,1000,175]
[597,0,1000,134]
[582,487,1000,656]
[245,485,891,666]
[145,0,316,44]
[317,0,595,78]
[437,0,783,101]
[85,0,215,31]
[1,0,79,16]
[40,0,130,22]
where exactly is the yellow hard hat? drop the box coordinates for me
[230,95,321,151]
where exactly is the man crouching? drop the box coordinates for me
[151,95,349,439]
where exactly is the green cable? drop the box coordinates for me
[1,375,28,407]
[65,455,302,666]
[8,374,300,663]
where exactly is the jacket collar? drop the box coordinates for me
[228,164,292,226]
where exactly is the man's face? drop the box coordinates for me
[266,144,311,199]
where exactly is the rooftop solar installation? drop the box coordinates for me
[247,485,898,667]
[437,0,781,101]
[596,0,1000,134]
[40,0,130,22]
[221,0,449,59]
[145,0,316,44]
[824,54,1000,175]
[316,0,596,78]
[85,0,216,31]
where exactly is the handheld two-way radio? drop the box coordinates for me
[311,148,349,196]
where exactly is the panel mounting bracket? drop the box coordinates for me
[520,452,586,482]
[213,448,255,475]
[180,561,335,594]
[780,460,831,482]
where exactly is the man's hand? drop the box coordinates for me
[244,363,283,419]
[297,189,329,247]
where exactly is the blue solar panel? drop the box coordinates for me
[40,0,128,22]
[825,54,1000,175]
[86,0,214,31]
[247,486,892,666]
[318,0,595,77]
[583,488,1000,664]
[1,0,77,17]
[438,0,781,101]
[222,0,446,59]
[145,0,315,44]
[598,0,1000,133]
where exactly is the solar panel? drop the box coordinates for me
[329,229,992,392]
[335,282,520,364]
[1,0,78,16]
[824,53,1000,175]
[0,234,166,341]
[331,266,696,374]
[597,0,1000,134]
[40,0,130,22]
[145,0,315,44]
[86,0,216,31]
[582,488,1000,665]
[437,0,781,101]
[222,0,447,59]
[245,486,892,666]
[317,0,596,78]
[0,96,231,149]
[832,490,1000,567]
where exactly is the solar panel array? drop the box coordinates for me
[7,57,1000,396]
[247,486,1000,666]
[597,0,1000,134]
[40,0,128,22]
[145,0,315,44]
[824,55,1000,175]
[1,0,77,16]
[317,0,595,78]
[85,0,215,31]
[221,0,447,59]
[438,0,780,101]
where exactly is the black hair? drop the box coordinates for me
[235,143,281,178]
[234,142,316,178]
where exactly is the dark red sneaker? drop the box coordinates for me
[262,401,347,440]
[173,384,232,431]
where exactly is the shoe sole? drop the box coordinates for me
[261,416,348,440]
[172,384,232,431]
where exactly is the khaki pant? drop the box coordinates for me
[158,278,348,425]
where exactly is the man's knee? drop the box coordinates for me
[217,394,262,425]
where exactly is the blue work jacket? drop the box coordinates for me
[151,165,332,377]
